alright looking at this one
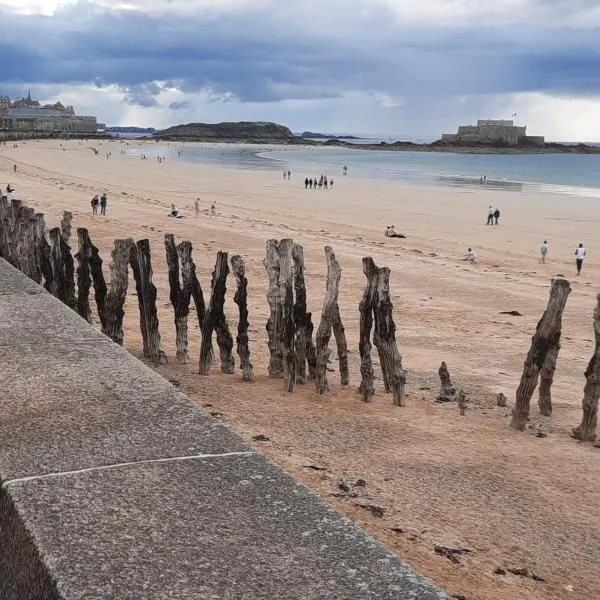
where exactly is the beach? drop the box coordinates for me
[2,139,599,600]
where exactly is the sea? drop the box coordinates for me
[124,136,600,199]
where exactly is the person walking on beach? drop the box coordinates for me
[305,177,309,189]
[486,206,494,225]
[575,243,586,275]
[91,195,99,215]
[211,201,216,217]
[539,240,548,263]
[494,207,500,225]
[194,197,200,218]
[100,192,107,215]
[13,164,17,173]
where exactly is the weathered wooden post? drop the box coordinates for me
[48,227,76,309]
[60,210,73,244]
[128,244,148,355]
[199,251,234,375]
[265,239,283,378]
[372,266,406,406]
[102,238,134,345]
[538,343,560,416]
[438,361,456,402]
[0,196,10,260]
[511,278,571,430]
[359,257,378,402]
[306,312,317,380]
[165,234,191,363]
[315,246,345,394]
[278,239,296,392]
[176,241,207,335]
[292,243,308,384]
[572,292,600,441]
[135,239,167,365]
[15,206,40,283]
[35,213,53,293]
[75,228,93,323]
[231,255,253,381]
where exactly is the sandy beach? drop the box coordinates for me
[2,139,599,600]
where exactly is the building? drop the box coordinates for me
[0,92,105,139]
[441,119,544,147]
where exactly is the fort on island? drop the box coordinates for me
[441,119,545,147]
[0,92,105,140]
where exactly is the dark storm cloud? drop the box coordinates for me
[1,0,600,106]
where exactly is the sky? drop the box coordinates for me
[1,0,600,140]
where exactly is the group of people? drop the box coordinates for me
[170,198,217,219]
[304,175,333,189]
[90,193,108,215]
[464,240,588,275]
[486,205,501,225]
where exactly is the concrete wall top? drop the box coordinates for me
[0,259,448,600]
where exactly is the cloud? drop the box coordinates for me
[1,0,600,138]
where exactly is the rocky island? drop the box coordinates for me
[151,119,600,154]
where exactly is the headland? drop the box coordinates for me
[151,120,600,154]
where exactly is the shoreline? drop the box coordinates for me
[119,140,600,199]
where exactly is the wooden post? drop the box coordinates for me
[373,266,406,406]
[102,238,134,345]
[165,234,191,363]
[128,243,149,356]
[306,312,317,380]
[511,278,571,430]
[35,213,53,293]
[0,196,10,260]
[135,239,167,365]
[538,342,560,416]
[264,239,283,378]
[14,207,40,283]
[332,302,349,386]
[231,255,253,381]
[438,361,456,402]
[458,390,468,416]
[292,243,308,384]
[278,239,296,392]
[48,227,75,309]
[315,246,344,394]
[75,228,93,323]
[199,251,234,375]
[60,211,73,244]
[572,292,600,441]
[359,257,378,402]
[0,198,20,266]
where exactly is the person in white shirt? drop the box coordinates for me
[464,247,477,264]
[575,243,586,275]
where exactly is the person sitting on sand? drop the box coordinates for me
[169,204,183,218]
[464,247,477,264]
[386,225,405,239]
[6,184,14,194]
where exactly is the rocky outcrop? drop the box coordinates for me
[153,121,296,142]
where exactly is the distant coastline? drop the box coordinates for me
[148,121,600,154]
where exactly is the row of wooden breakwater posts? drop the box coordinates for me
[0,197,406,405]
[0,197,598,443]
